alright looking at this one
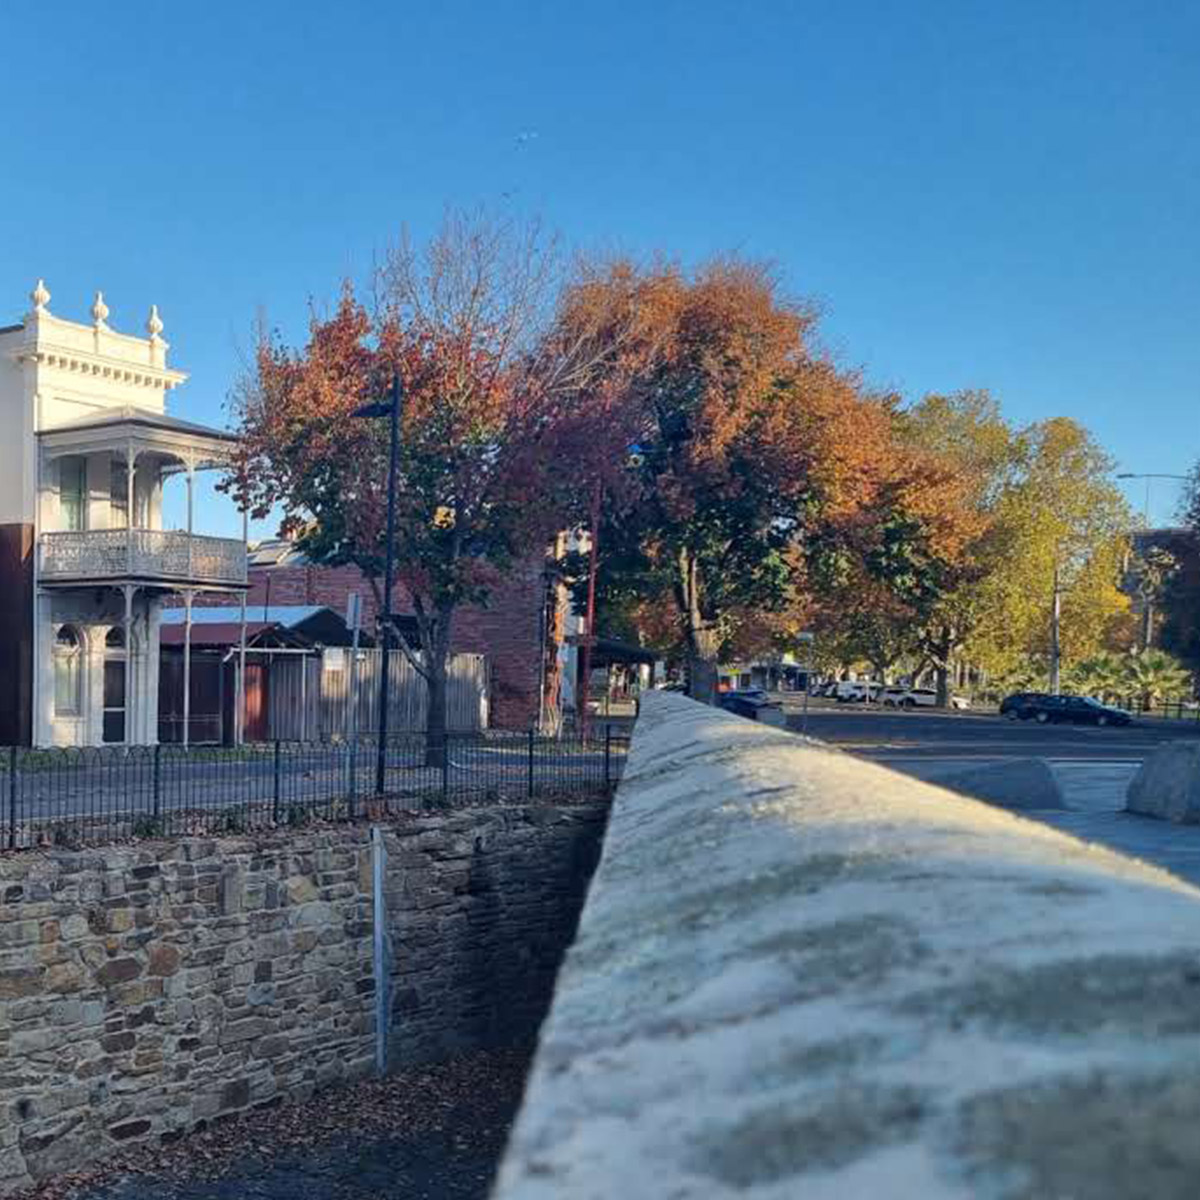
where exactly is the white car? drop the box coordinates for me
[835,680,882,702]
[884,687,971,710]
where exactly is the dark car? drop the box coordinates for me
[1013,694,1133,727]
[999,691,1049,719]
[718,690,786,727]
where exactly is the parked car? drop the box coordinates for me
[999,691,1049,719]
[718,690,787,726]
[835,680,882,703]
[882,686,971,710]
[1010,694,1133,727]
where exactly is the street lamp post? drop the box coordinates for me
[1116,472,1190,529]
[1116,472,1189,652]
[354,373,403,796]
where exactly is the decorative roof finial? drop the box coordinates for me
[146,304,164,339]
[91,291,110,327]
[30,279,50,313]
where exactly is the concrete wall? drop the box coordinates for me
[495,693,1200,1200]
[0,803,607,1194]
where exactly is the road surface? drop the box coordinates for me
[783,701,1200,886]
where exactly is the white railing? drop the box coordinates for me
[40,529,247,586]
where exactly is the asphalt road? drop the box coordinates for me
[784,701,1200,761]
[782,699,1200,888]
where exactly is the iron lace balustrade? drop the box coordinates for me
[40,529,247,586]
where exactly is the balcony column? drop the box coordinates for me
[185,457,196,580]
[182,588,194,748]
[126,444,136,574]
[123,585,135,745]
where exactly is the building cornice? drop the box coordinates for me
[10,344,187,391]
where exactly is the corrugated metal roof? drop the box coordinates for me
[159,622,273,647]
[160,605,332,627]
[39,406,237,441]
[246,538,310,567]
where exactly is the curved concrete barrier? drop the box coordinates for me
[493,693,1200,1200]
[1127,741,1200,822]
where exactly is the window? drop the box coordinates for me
[103,627,126,743]
[110,460,128,529]
[53,625,83,716]
[60,458,87,532]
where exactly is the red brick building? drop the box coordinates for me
[239,541,553,730]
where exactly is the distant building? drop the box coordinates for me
[235,538,551,730]
[0,282,247,746]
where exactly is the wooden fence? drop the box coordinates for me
[266,649,488,741]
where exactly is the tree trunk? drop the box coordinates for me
[688,632,721,707]
[422,607,455,769]
[425,655,449,769]
[935,664,950,708]
[678,547,720,705]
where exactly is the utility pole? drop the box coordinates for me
[578,480,602,741]
[1049,563,1062,695]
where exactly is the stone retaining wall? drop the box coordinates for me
[495,694,1200,1200]
[0,803,607,1195]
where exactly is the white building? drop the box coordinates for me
[0,281,247,747]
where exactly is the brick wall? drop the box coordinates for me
[236,562,547,730]
[0,803,607,1194]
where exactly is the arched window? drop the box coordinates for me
[53,625,83,716]
[103,626,128,744]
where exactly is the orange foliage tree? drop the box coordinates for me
[551,257,917,702]
[226,214,637,752]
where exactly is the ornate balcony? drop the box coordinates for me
[40,529,247,588]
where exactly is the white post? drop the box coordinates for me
[186,459,195,579]
[182,588,193,748]
[237,592,248,745]
[237,507,248,744]
[347,593,362,795]
[300,653,308,742]
[123,586,134,745]
[126,445,136,573]
[371,825,391,1075]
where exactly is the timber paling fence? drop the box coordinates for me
[0,729,629,852]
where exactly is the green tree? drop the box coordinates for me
[896,391,1021,704]
[969,418,1132,685]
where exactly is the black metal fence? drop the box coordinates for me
[0,729,629,852]
[1112,697,1200,721]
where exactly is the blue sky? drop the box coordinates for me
[4,0,1198,535]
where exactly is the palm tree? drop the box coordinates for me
[988,656,1046,701]
[1064,652,1126,703]
[1122,649,1193,711]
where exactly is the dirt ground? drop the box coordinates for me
[23,1049,531,1200]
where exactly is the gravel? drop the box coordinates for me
[22,1048,531,1200]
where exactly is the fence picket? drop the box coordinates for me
[0,728,627,852]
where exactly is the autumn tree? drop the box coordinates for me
[228,213,633,759]
[553,258,901,704]
[892,391,1020,703]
